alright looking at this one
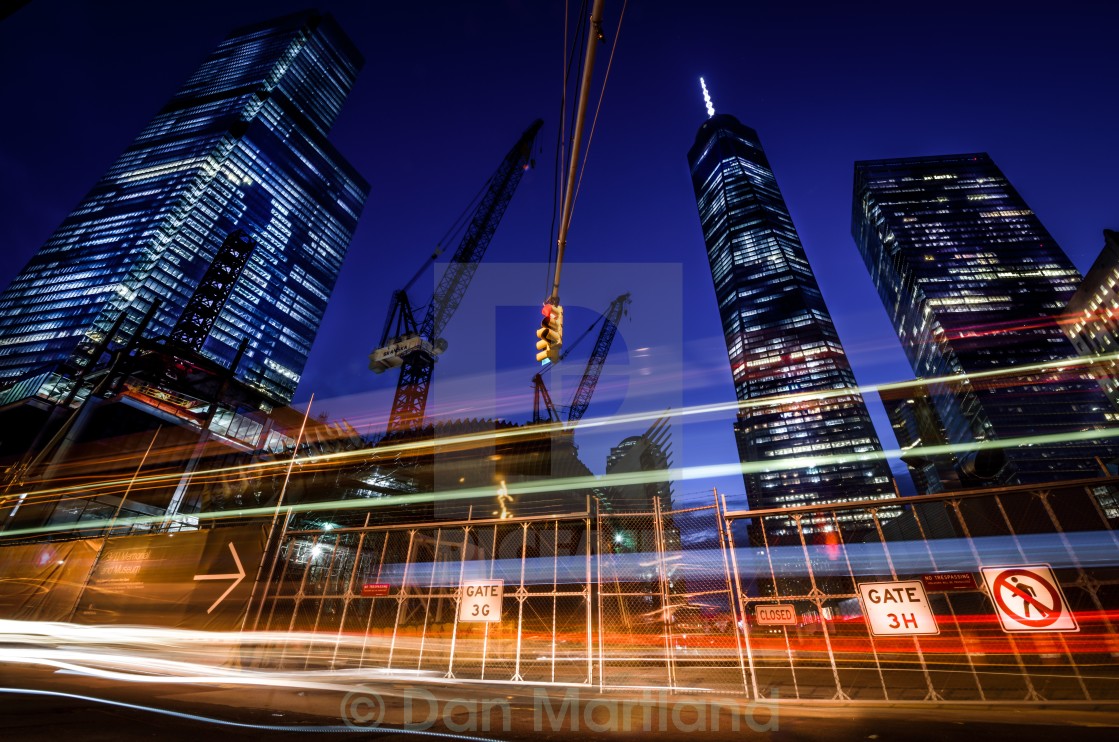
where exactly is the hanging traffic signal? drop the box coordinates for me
[535,303,563,365]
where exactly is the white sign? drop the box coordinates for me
[756,603,797,626]
[980,564,1078,633]
[459,579,503,623]
[857,580,939,636]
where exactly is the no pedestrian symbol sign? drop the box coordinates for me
[980,564,1078,633]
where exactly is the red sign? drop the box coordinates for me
[920,572,977,592]
[980,564,1078,633]
[361,583,391,597]
[755,604,797,626]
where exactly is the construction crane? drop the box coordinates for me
[370,119,543,435]
[533,292,630,426]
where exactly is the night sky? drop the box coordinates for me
[1,1,1117,507]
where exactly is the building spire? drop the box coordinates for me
[700,77,715,118]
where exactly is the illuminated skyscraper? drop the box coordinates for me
[853,154,1115,485]
[879,383,961,495]
[0,11,369,404]
[687,111,896,522]
[604,417,673,513]
[1064,229,1119,419]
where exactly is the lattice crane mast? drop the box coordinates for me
[370,119,543,435]
[532,292,630,426]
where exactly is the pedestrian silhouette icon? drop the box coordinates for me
[1009,577,1037,618]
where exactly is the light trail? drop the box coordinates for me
[3,350,1118,538]
[0,687,501,739]
[216,530,1116,588]
[4,423,1119,540]
[8,348,1119,505]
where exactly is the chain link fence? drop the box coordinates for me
[722,479,1119,702]
[595,496,747,694]
[243,478,1119,702]
[255,509,595,686]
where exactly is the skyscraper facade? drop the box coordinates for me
[604,417,673,513]
[853,154,1115,485]
[879,383,962,495]
[687,113,896,521]
[0,11,369,404]
[1064,229,1119,419]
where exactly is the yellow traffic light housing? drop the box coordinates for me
[535,303,563,365]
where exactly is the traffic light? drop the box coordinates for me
[535,303,563,365]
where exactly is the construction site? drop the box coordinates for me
[2,7,1119,731]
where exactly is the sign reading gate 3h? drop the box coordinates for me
[857,580,939,636]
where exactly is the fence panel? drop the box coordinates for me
[722,481,1119,703]
[258,511,594,685]
[248,479,1119,703]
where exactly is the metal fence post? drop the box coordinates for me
[994,492,1090,700]
[756,513,799,699]
[387,529,416,670]
[950,499,1043,701]
[277,531,319,670]
[330,513,370,669]
[584,498,594,687]
[479,523,499,680]
[714,491,752,697]
[653,496,677,690]
[416,527,443,671]
[512,521,529,682]
[594,499,605,690]
[870,507,941,701]
[829,512,888,700]
[359,530,392,670]
[445,524,472,680]
[551,518,561,685]
[794,513,849,700]
[908,504,985,700]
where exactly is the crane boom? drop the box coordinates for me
[532,372,558,424]
[378,119,543,434]
[422,119,543,341]
[567,292,630,424]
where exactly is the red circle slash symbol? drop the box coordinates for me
[991,569,1061,628]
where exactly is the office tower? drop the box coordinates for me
[687,112,896,525]
[604,417,673,512]
[879,383,962,495]
[1064,229,1119,420]
[0,11,369,404]
[853,154,1115,485]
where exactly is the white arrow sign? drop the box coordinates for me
[193,542,245,614]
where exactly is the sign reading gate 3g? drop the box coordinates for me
[458,579,503,622]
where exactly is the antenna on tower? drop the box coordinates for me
[700,77,715,118]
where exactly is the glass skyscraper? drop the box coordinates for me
[0,11,369,404]
[853,154,1116,485]
[687,113,896,522]
[1064,229,1119,419]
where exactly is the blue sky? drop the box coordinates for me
[1,1,1116,507]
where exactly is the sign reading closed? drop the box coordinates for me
[755,603,797,626]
